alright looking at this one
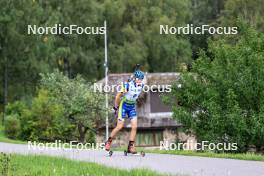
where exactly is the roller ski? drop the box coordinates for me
[124,141,145,157]
[105,137,113,157]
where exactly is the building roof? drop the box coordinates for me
[96,72,180,86]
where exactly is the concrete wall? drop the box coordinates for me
[163,128,177,144]
[177,131,197,150]
[96,129,130,147]
[97,127,197,149]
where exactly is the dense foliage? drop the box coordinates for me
[40,71,105,142]
[0,0,263,152]
[171,23,264,152]
[4,71,105,142]
[0,0,192,104]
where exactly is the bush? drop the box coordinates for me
[86,130,96,143]
[6,101,27,117]
[20,89,72,141]
[2,90,75,142]
[170,23,264,152]
[4,114,21,139]
[0,112,3,126]
[40,71,105,143]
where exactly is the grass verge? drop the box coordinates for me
[114,147,264,162]
[148,149,264,161]
[0,153,170,176]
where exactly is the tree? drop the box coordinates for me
[0,0,58,114]
[40,70,106,142]
[190,0,225,58]
[103,0,192,72]
[221,0,264,31]
[0,0,194,109]
[170,23,264,152]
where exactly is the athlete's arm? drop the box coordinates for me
[114,82,128,108]
[114,92,123,108]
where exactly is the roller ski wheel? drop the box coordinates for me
[124,150,145,157]
[140,151,145,157]
[108,150,113,157]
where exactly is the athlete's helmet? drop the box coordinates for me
[134,70,144,80]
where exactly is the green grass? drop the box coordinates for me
[0,153,170,176]
[148,149,264,161]
[114,147,264,162]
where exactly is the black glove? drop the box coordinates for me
[112,106,118,113]
[112,106,118,116]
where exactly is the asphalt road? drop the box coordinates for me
[0,142,263,176]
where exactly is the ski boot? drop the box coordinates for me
[105,137,113,156]
[127,141,137,154]
[124,141,145,157]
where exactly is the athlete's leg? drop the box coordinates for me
[129,118,137,141]
[105,119,125,151]
[110,120,124,138]
[105,100,126,151]
[127,115,138,154]
[111,99,126,138]
[127,106,138,141]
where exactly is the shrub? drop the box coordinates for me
[6,101,27,117]
[0,112,3,126]
[21,89,71,141]
[170,23,264,152]
[3,90,75,142]
[4,114,21,139]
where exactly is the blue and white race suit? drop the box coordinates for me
[117,81,144,121]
